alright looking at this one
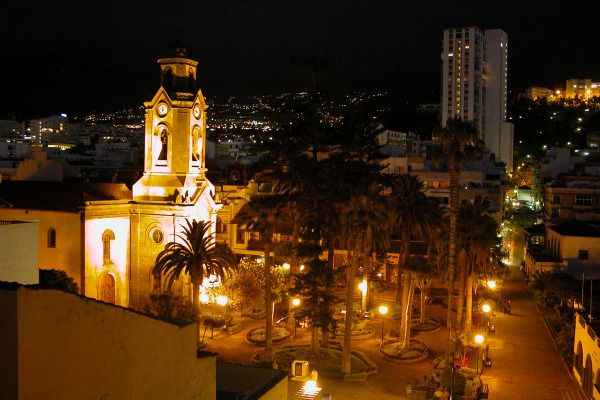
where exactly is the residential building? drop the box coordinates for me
[544,175,600,220]
[524,86,556,101]
[0,120,26,138]
[524,219,600,278]
[0,220,38,285]
[441,27,513,171]
[565,79,600,99]
[29,114,70,143]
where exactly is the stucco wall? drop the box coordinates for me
[11,287,215,400]
[258,378,287,400]
[0,210,81,290]
[0,221,38,284]
[0,289,18,400]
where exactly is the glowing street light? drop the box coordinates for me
[358,280,368,312]
[474,334,485,374]
[474,334,485,344]
[292,298,300,337]
[487,281,496,289]
[358,280,367,295]
[216,295,228,307]
[379,305,388,342]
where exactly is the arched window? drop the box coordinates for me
[158,129,169,162]
[188,70,195,91]
[191,126,201,163]
[216,218,226,234]
[47,228,56,248]
[576,341,584,374]
[584,354,594,397]
[102,230,115,265]
[163,68,172,89]
[99,273,115,304]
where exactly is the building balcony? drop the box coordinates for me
[573,204,593,211]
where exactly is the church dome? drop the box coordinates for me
[161,40,194,59]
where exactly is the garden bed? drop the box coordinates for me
[411,315,442,334]
[215,323,243,334]
[333,320,375,339]
[246,325,293,345]
[380,337,429,363]
[242,308,266,319]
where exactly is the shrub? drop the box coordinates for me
[39,269,78,294]
[440,367,466,395]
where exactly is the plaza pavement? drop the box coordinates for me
[205,266,586,399]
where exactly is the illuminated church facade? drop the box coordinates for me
[0,47,219,310]
[82,46,221,309]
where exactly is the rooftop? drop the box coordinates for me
[0,181,132,212]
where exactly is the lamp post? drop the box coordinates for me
[359,280,368,313]
[379,305,388,342]
[292,298,300,337]
[450,362,455,400]
[474,333,485,374]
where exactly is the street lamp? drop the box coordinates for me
[482,304,491,313]
[292,298,300,337]
[379,305,388,342]
[487,281,496,289]
[216,295,228,307]
[474,334,485,374]
[358,280,368,312]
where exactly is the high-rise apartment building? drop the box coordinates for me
[441,27,513,171]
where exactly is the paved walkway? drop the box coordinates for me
[205,265,586,399]
[481,265,585,400]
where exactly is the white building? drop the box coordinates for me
[0,220,39,285]
[28,114,69,143]
[441,27,513,172]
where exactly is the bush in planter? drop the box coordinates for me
[201,315,231,340]
[440,367,466,395]
[242,307,265,318]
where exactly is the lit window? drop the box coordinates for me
[448,53,454,57]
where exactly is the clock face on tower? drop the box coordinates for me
[157,103,168,117]
[193,106,201,119]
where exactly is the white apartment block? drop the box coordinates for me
[441,27,513,172]
[28,114,69,143]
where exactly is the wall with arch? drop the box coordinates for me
[574,313,600,399]
[84,210,131,307]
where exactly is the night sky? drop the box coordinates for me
[2,1,598,118]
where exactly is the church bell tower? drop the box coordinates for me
[133,43,210,203]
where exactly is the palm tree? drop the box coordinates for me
[390,174,441,349]
[241,194,284,364]
[152,219,236,319]
[340,183,389,374]
[432,117,484,362]
[456,196,502,330]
